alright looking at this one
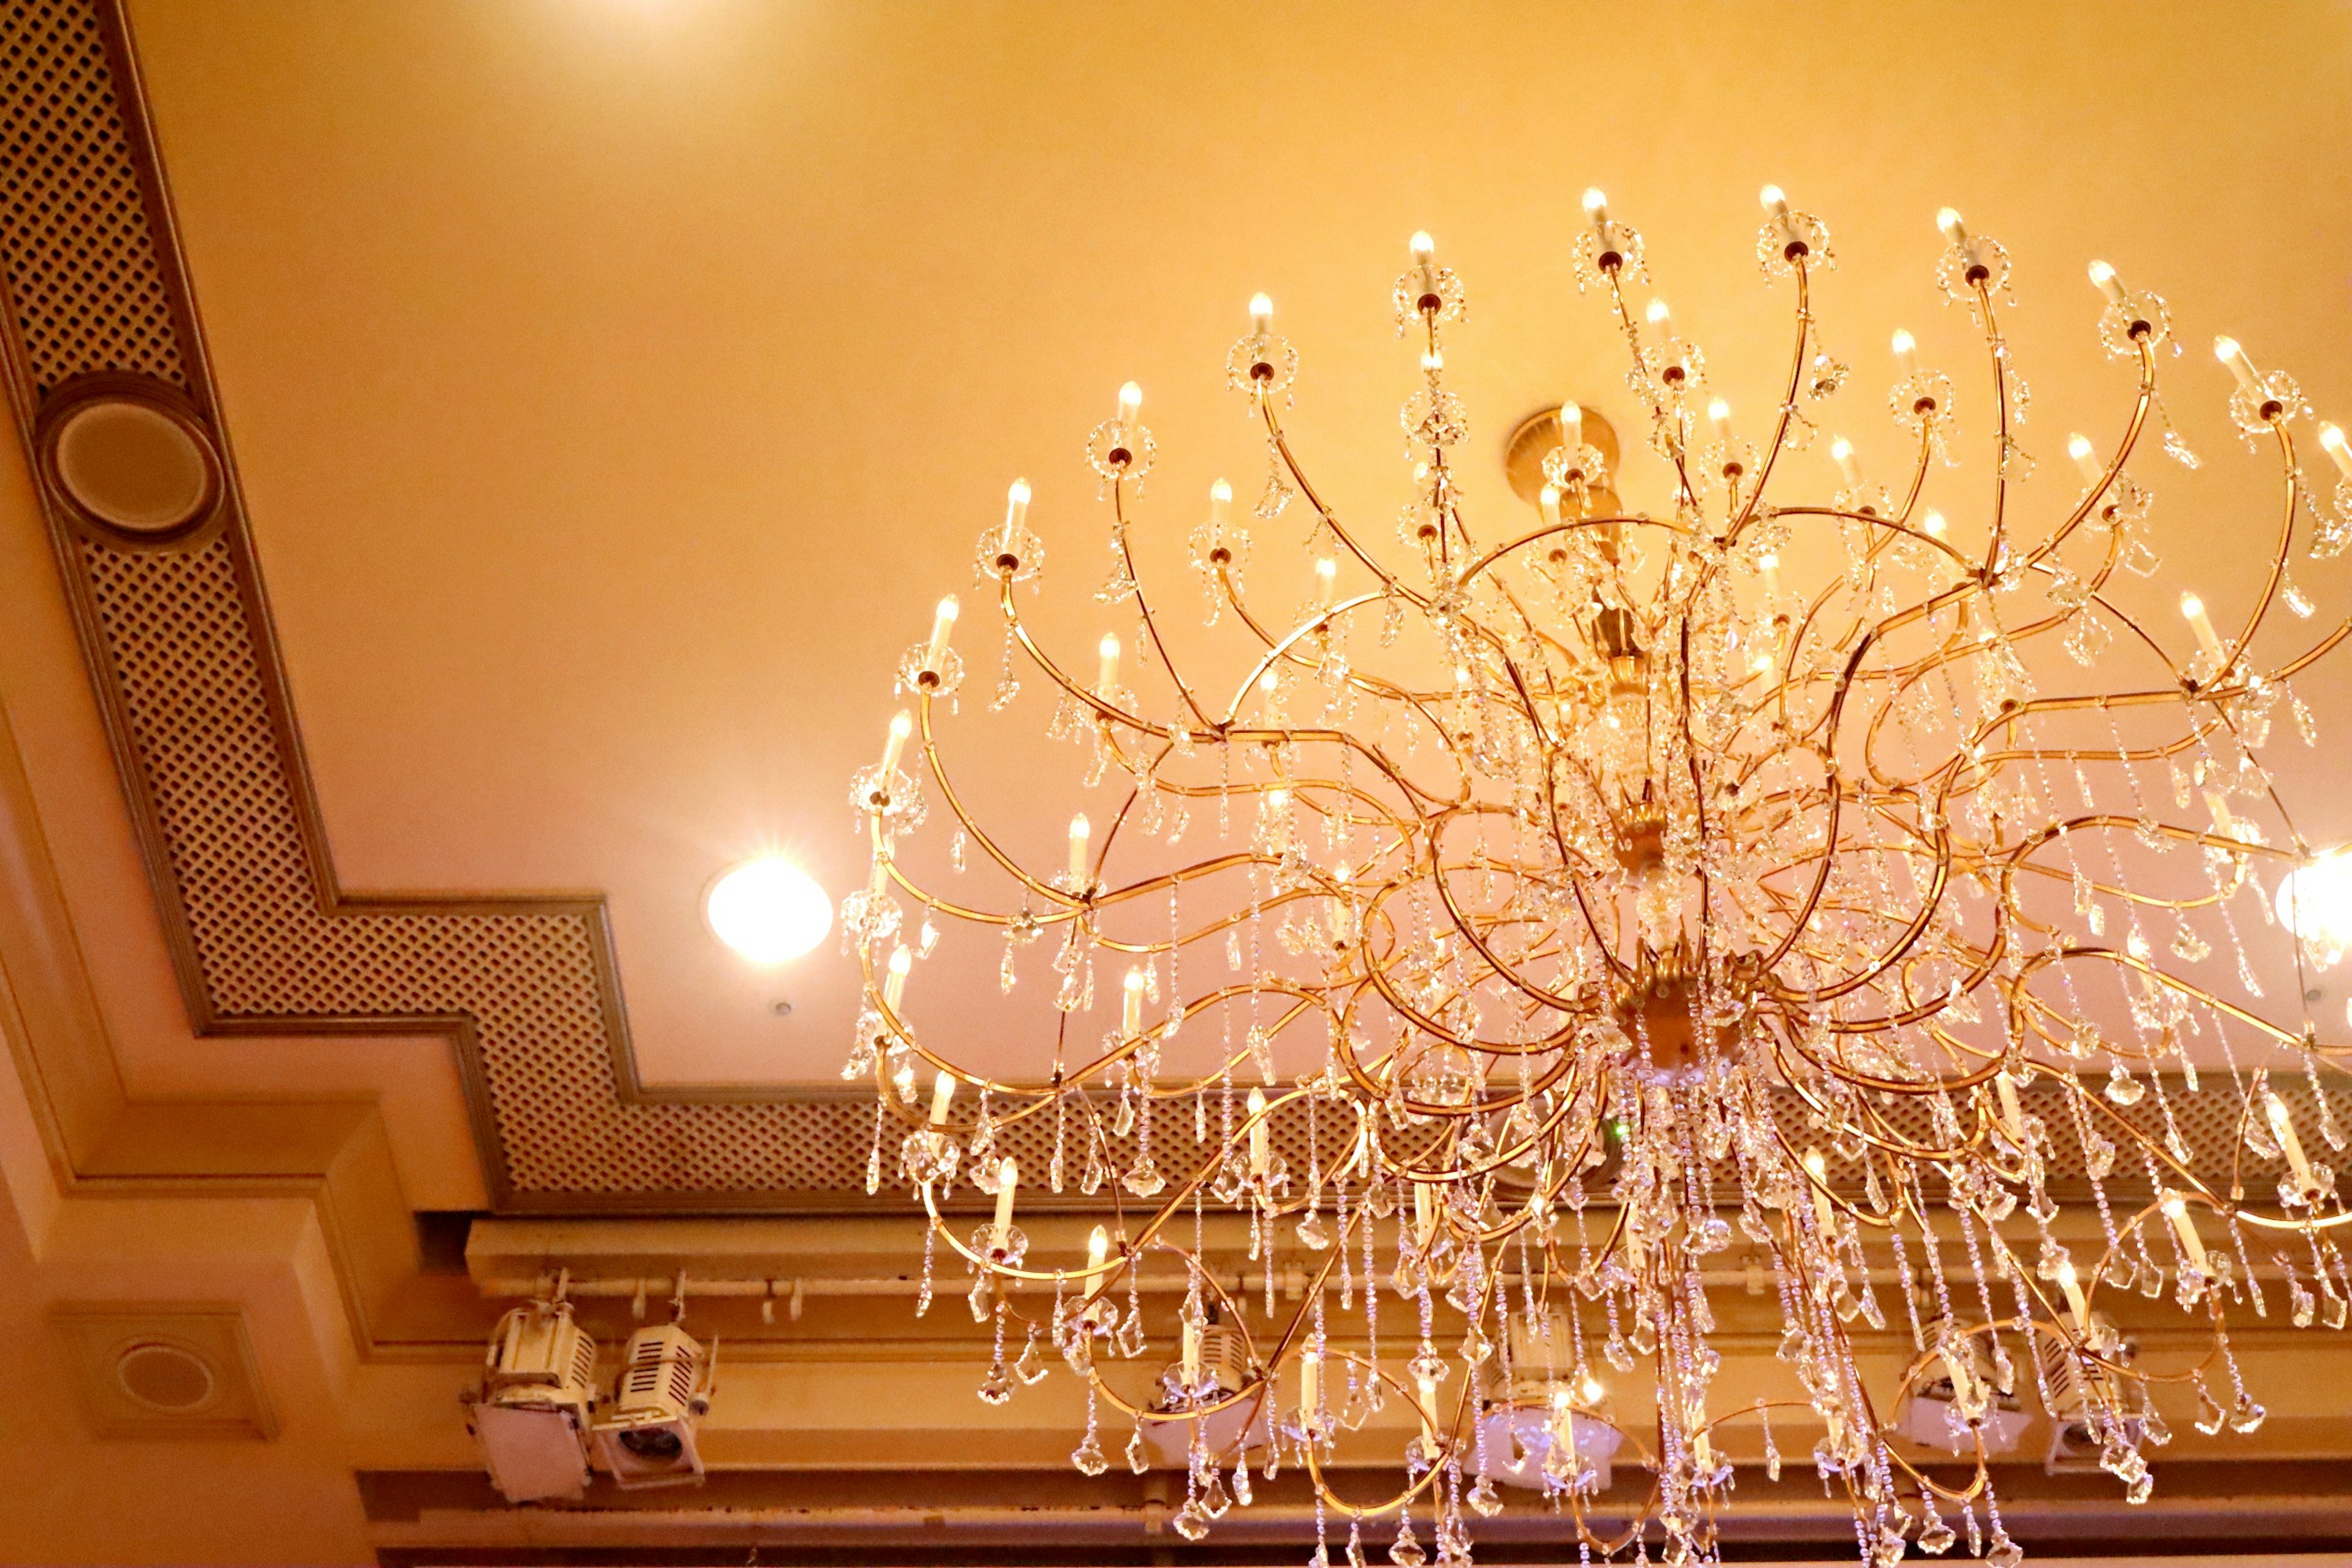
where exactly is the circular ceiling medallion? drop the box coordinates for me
[48,394,218,536]
[114,1339,217,1412]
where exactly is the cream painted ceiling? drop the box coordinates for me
[115,0,2352,1093]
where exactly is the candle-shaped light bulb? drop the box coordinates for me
[1758,551,1781,601]
[1096,633,1120,694]
[880,708,914,775]
[2067,432,2104,486]
[1891,328,1920,378]
[1994,1072,2025,1141]
[1116,380,1142,426]
[930,1069,956,1125]
[1831,436,1862,488]
[2160,1191,2210,1272]
[1315,556,1336,608]
[2204,790,2236,837]
[1247,1085,1270,1175]
[1580,1372,1604,1406]
[1087,1223,1110,1269]
[1300,1349,1319,1412]
[2266,1091,2316,1190]
[1181,1317,1203,1386]
[2054,1259,2090,1327]
[2214,336,2261,393]
[1539,483,1562,528]
[1409,230,1434,261]
[2087,260,2127,306]
[1760,184,1790,220]
[1708,398,1732,445]
[1581,188,1610,244]
[991,1156,1017,1250]
[1416,1369,1438,1440]
[2319,423,2352,480]
[883,943,912,1009]
[925,595,960,667]
[1249,292,1273,333]
[1122,965,1145,1036]
[1804,1148,1834,1237]
[1645,297,1672,330]
[1002,478,1031,550]
[1936,207,1967,246]
[1923,510,1948,539]
[1208,477,1232,526]
[1068,812,1091,886]
[2180,592,2226,663]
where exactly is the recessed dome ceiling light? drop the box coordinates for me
[704,857,830,963]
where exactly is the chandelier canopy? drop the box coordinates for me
[842,187,2352,1568]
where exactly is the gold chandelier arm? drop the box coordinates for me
[1974,277,2015,582]
[1109,478,1221,734]
[1727,255,1814,543]
[2019,337,2158,574]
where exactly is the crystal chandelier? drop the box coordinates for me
[842,186,2352,1568]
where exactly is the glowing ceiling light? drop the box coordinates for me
[704,856,831,963]
[2277,850,2352,966]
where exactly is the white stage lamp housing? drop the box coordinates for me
[590,1323,718,1490]
[467,1301,600,1504]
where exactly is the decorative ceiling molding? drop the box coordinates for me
[0,0,871,1212]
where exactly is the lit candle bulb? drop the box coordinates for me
[1645,296,1672,333]
[1579,1372,1604,1406]
[2067,432,2104,486]
[925,595,960,668]
[1417,1369,1439,1441]
[1409,230,1435,262]
[1923,511,1948,539]
[1115,380,1142,427]
[1096,633,1120,694]
[1181,1317,1203,1387]
[2054,1259,2090,1329]
[1804,1148,1834,1238]
[883,943,911,1009]
[1994,1072,2026,1142]
[2319,423,2352,481]
[1068,812,1091,886]
[1830,436,1863,489]
[1122,965,1145,1036]
[1249,292,1273,334]
[1002,477,1031,549]
[1581,187,1610,246]
[1759,551,1780,599]
[1708,398,1733,447]
[2266,1091,2316,1191]
[1316,556,1336,608]
[2180,592,2227,665]
[1539,483,1562,529]
[2213,336,2261,394]
[1087,1223,1110,1270]
[1559,400,1583,452]
[1300,1349,1319,1412]
[2160,1191,2210,1273]
[930,1069,956,1125]
[1412,1178,1435,1241]
[880,709,913,775]
[2087,260,2128,306]
[1936,207,1968,247]
[1760,183,1791,224]
[1891,328,1920,379]
[1247,1086,1270,1175]
[991,1156,1017,1251]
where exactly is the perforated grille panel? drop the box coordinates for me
[0,0,184,395]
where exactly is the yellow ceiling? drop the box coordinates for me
[106,0,2352,1097]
